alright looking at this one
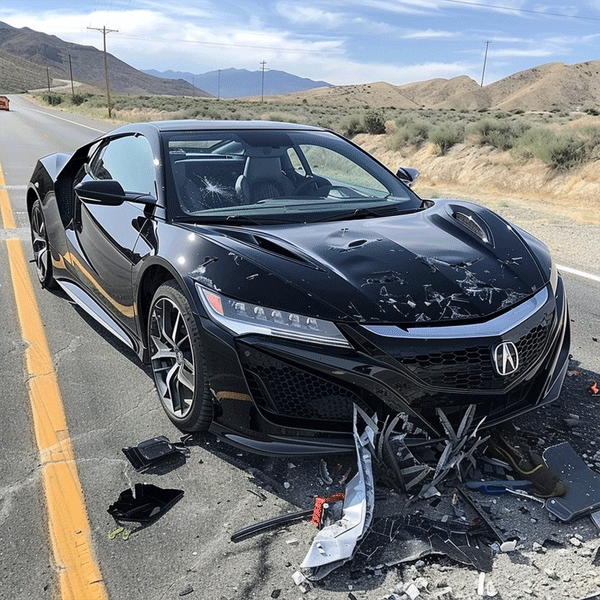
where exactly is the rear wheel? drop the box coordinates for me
[30,199,55,288]
[147,280,212,431]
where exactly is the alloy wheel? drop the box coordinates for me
[149,296,196,419]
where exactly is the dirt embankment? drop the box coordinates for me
[355,134,600,276]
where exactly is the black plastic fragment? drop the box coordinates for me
[231,509,313,542]
[108,483,184,523]
[353,513,494,573]
[122,435,190,471]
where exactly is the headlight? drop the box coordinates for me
[196,284,351,348]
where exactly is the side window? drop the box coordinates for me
[299,144,388,193]
[89,135,156,195]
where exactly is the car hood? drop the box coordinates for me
[186,200,547,324]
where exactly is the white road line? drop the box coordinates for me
[557,264,600,284]
[23,106,107,134]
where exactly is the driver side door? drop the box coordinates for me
[65,134,157,336]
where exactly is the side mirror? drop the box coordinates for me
[396,166,420,187]
[76,179,127,205]
[75,180,156,206]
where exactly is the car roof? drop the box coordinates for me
[110,119,326,136]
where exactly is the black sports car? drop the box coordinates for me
[27,120,570,455]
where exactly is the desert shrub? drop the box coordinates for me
[363,109,386,134]
[470,118,531,150]
[337,114,365,137]
[42,92,62,106]
[70,93,87,106]
[429,123,464,154]
[516,127,585,170]
[547,134,585,170]
[581,125,600,160]
[387,119,430,150]
[264,112,299,123]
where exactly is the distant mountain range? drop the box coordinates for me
[143,68,331,98]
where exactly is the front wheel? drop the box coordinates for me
[148,281,212,432]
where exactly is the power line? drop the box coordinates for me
[441,0,600,22]
[88,26,118,118]
[116,33,340,55]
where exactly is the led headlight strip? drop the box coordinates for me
[196,284,351,348]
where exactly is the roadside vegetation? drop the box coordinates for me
[36,91,600,172]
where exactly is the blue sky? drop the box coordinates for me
[2,1,600,86]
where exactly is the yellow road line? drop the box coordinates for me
[2,167,108,600]
[0,168,16,229]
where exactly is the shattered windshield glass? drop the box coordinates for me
[163,129,423,223]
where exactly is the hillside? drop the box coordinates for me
[0,49,48,92]
[0,21,209,96]
[280,60,600,113]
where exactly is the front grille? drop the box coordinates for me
[395,312,553,391]
[241,351,367,422]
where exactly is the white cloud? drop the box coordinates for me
[490,47,554,58]
[402,28,456,39]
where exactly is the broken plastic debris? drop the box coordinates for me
[406,582,420,600]
[352,512,494,573]
[589,381,599,396]
[292,570,307,586]
[477,572,485,596]
[319,459,333,485]
[230,508,313,542]
[107,483,184,523]
[122,435,190,471]
[499,539,518,552]
[298,406,375,581]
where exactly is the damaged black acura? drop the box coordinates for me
[27,120,570,454]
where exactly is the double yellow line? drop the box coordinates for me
[1,166,107,600]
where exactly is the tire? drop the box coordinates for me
[147,280,213,432]
[30,199,56,289]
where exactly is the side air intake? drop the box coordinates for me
[452,210,490,243]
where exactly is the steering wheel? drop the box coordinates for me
[292,177,321,196]
[310,185,359,198]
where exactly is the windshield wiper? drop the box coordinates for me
[317,204,402,223]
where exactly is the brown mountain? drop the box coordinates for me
[0,21,210,96]
[290,60,600,113]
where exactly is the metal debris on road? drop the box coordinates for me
[298,406,375,581]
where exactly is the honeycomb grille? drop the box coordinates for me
[397,312,553,390]
[242,352,365,422]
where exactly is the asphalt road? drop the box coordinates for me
[1,95,599,600]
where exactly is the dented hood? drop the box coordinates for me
[189,200,547,324]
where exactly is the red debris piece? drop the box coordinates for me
[589,381,599,396]
[311,493,345,527]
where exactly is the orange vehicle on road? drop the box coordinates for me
[0,96,9,110]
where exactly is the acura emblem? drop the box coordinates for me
[492,341,519,376]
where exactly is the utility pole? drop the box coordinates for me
[68,54,75,97]
[480,41,491,87]
[217,69,221,100]
[46,67,51,92]
[88,25,118,118]
[260,60,267,102]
